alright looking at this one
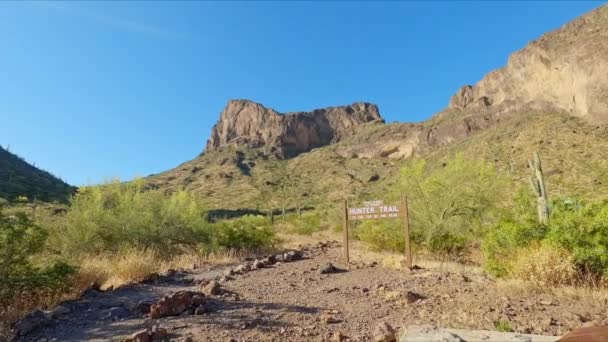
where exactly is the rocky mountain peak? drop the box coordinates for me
[205,99,383,158]
[448,4,608,123]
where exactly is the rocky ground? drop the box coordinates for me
[14,241,608,341]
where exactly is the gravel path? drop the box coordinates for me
[19,241,608,341]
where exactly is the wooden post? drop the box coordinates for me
[343,200,350,264]
[401,195,412,269]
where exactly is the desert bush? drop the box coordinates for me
[395,155,509,259]
[50,180,211,258]
[277,212,324,235]
[484,194,608,283]
[209,215,274,251]
[0,211,74,304]
[510,244,578,286]
[354,220,404,252]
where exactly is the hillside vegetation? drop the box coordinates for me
[146,111,608,211]
[0,146,74,203]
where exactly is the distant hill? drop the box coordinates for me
[147,5,608,210]
[0,146,74,203]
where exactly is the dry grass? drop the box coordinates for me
[510,244,578,287]
[0,248,248,338]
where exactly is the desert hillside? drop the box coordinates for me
[0,146,74,203]
[146,5,608,210]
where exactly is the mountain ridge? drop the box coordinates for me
[147,5,608,209]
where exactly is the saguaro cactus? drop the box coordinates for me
[528,152,549,223]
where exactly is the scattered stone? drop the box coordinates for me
[219,275,235,282]
[125,329,151,342]
[51,305,71,318]
[319,263,340,274]
[202,280,222,296]
[539,299,553,306]
[233,264,247,274]
[150,326,167,340]
[332,331,348,341]
[263,255,276,264]
[16,310,53,336]
[253,259,264,269]
[284,250,302,262]
[194,304,209,315]
[161,268,177,278]
[373,322,397,342]
[150,291,201,319]
[103,306,130,321]
[192,294,206,306]
[405,291,426,303]
[223,268,235,276]
[275,254,285,263]
[136,300,155,315]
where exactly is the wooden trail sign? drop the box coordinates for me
[342,196,412,269]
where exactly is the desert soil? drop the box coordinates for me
[19,241,608,341]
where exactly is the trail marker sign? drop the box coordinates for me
[342,196,412,269]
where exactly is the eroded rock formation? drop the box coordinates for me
[205,100,383,158]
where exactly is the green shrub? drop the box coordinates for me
[494,320,513,332]
[278,212,323,235]
[354,220,405,253]
[483,194,608,282]
[544,199,608,277]
[0,211,74,301]
[209,215,274,250]
[396,155,509,259]
[50,180,211,258]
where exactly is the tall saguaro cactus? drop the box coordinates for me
[528,152,549,223]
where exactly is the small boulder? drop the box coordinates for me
[149,291,196,319]
[253,259,264,269]
[319,263,339,274]
[125,329,151,342]
[202,280,222,296]
[136,300,155,315]
[373,322,397,342]
[150,326,168,341]
[275,253,285,262]
[161,268,177,278]
[16,310,52,336]
[192,294,206,307]
[194,305,209,315]
[103,306,130,321]
[219,275,235,282]
[51,305,71,318]
[233,264,247,274]
[405,291,426,303]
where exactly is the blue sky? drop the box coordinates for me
[0,1,602,186]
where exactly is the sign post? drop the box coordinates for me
[343,197,412,269]
[343,200,350,263]
[401,195,412,269]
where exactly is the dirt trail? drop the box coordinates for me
[20,242,608,341]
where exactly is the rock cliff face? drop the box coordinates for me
[449,4,608,123]
[205,100,383,158]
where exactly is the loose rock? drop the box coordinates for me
[373,322,397,342]
[319,262,340,274]
[51,305,71,318]
[202,280,222,296]
[16,310,53,336]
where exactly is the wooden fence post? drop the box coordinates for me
[343,200,350,264]
[401,195,412,269]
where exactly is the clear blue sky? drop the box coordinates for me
[0,1,602,186]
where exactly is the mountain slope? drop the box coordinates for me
[0,146,74,203]
[147,5,608,210]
